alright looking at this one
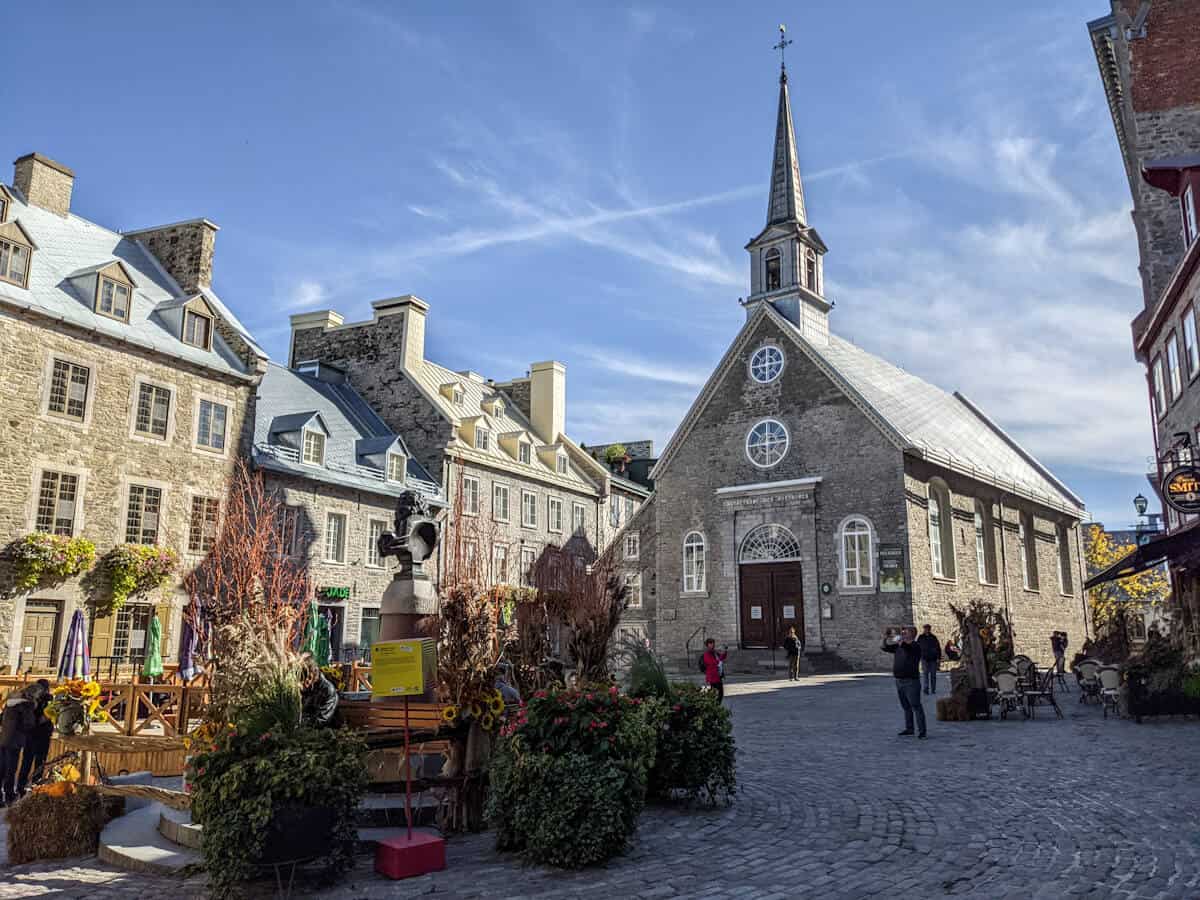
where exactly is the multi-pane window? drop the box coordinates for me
[188,496,220,553]
[0,238,30,287]
[493,483,510,522]
[386,453,405,483]
[683,532,706,593]
[624,531,640,560]
[746,419,789,467]
[196,399,228,451]
[556,454,568,475]
[112,604,154,662]
[367,518,387,568]
[548,496,563,533]
[750,346,784,383]
[278,505,301,556]
[572,502,586,534]
[462,476,480,515]
[492,544,508,585]
[48,359,90,420]
[805,249,817,291]
[135,382,171,439]
[97,277,131,321]
[625,497,635,521]
[519,443,531,465]
[1018,513,1038,590]
[841,518,873,588]
[1185,185,1198,246]
[928,495,945,578]
[974,503,996,584]
[625,572,642,608]
[463,540,478,578]
[182,310,212,348]
[610,498,622,528]
[475,427,490,451]
[764,248,781,291]
[521,490,538,528]
[1185,307,1200,378]
[302,429,325,465]
[452,386,464,405]
[324,512,347,563]
[1057,524,1074,595]
[36,471,79,535]
[1168,332,1183,400]
[125,484,162,544]
[360,608,381,657]
[1153,356,1166,419]
[521,547,537,587]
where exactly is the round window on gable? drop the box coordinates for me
[749,345,784,384]
[746,418,789,468]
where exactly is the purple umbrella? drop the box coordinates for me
[58,608,91,680]
[179,616,198,682]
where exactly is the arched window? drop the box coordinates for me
[1018,511,1038,590]
[749,345,784,383]
[740,524,801,562]
[764,248,781,291]
[928,480,955,579]
[839,517,874,588]
[1056,523,1073,595]
[683,532,706,593]
[805,248,817,292]
[973,500,996,584]
[746,419,789,468]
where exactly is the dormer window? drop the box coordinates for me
[1184,185,1198,247]
[556,454,568,475]
[805,248,817,292]
[519,442,531,465]
[386,452,405,483]
[764,248,781,291]
[183,309,213,349]
[97,277,131,322]
[0,196,7,223]
[0,237,30,289]
[453,386,464,404]
[475,426,490,451]
[302,429,326,466]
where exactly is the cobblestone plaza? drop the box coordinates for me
[4,674,1199,899]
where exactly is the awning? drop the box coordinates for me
[1084,520,1200,590]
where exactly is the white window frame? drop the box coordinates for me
[749,345,785,384]
[521,489,538,528]
[492,483,510,522]
[462,475,480,516]
[1185,184,1198,246]
[624,531,640,560]
[519,442,531,465]
[182,309,213,350]
[0,237,30,289]
[521,546,537,586]
[839,516,874,589]
[324,511,348,564]
[683,531,706,594]
[1153,355,1167,419]
[928,495,945,579]
[386,452,405,483]
[556,453,568,475]
[745,418,789,468]
[194,396,230,456]
[1168,331,1183,400]
[34,467,83,536]
[548,496,564,533]
[624,572,642,609]
[475,426,490,451]
[367,517,388,568]
[572,502,587,534]
[124,481,165,545]
[1056,524,1074,596]
[96,276,131,322]
[302,428,326,466]
[764,247,782,291]
[492,543,509,585]
[1185,305,1200,379]
[974,502,996,585]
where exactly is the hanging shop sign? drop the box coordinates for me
[877,544,906,593]
[318,586,351,602]
[1162,465,1200,514]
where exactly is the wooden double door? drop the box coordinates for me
[738,562,803,649]
[20,601,61,669]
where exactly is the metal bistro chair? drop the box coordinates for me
[1012,655,1034,690]
[1098,666,1122,719]
[994,669,1025,720]
[1075,660,1102,705]
[1024,667,1063,720]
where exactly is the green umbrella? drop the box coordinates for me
[314,614,331,667]
[301,601,320,656]
[141,615,163,679]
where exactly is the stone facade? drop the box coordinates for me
[124,220,219,295]
[13,154,73,217]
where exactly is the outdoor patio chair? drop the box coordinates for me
[994,669,1024,720]
[1098,666,1121,719]
[1012,655,1034,688]
[1024,668,1063,720]
[1075,660,1101,704]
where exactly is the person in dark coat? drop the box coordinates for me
[916,625,942,695]
[299,656,339,727]
[17,680,53,797]
[701,638,729,702]
[882,627,926,739]
[783,627,803,681]
[0,682,48,805]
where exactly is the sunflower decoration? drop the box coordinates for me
[481,712,495,731]
[441,704,460,725]
[487,690,505,715]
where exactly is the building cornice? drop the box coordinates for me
[715,476,822,497]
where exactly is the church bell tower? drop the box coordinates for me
[744,26,830,344]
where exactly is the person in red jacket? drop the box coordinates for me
[701,638,729,702]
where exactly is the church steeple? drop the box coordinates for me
[766,67,806,227]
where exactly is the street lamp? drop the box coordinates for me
[1134,493,1149,517]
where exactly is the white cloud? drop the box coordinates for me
[573,345,709,387]
[284,279,328,311]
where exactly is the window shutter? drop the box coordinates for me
[90,611,116,658]
[155,602,173,660]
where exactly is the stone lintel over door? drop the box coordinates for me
[717,478,822,651]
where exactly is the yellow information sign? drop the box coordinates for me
[370,639,428,698]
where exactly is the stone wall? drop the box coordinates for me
[617,495,657,648]
[1144,262,1200,483]
[126,220,218,294]
[13,154,73,217]
[0,305,256,669]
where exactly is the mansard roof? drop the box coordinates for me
[0,184,264,379]
[652,304,1085,517]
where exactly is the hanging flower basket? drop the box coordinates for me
[94,544,180,617]
[8,533,96,592]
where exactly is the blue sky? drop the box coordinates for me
[7,1,1152,528]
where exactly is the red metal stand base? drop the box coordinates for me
[374,831,447,880]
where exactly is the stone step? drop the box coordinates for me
[157,805,203,850]
[98,803,202,875]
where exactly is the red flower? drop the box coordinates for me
[673,705,682,712]
[609,685,618,696]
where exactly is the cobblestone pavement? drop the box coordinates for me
[4,673,1200,899]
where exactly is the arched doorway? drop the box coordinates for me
[738,524,804,649]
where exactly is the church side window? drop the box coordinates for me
[749,346,784,384]
[840,517,873,588]
[1018,511,1038,591]
[764,248,781,292]
[683,531,706,593]
[746,419,789,468]
[805,248,817,292]
[928,480,955,579]
[1056,523,1074,595]
[974,500,997,584]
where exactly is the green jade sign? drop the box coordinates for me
[318,586,351,602]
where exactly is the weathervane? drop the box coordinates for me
[773,24,792,77]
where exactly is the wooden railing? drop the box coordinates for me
[0,677,210,739]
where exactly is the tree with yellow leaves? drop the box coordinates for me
[1084,524,1170,646]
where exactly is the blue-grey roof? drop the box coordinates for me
[0,187,263,378]
[253,363,443,501]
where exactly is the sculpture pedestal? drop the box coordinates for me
[380,569,437,641]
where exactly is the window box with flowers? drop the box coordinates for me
[93,544,180,617]
[8,532,97,592]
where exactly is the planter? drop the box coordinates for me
[1127,675,1200,722]
[258,804,336,865]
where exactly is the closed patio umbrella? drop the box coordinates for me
[141,614,163,680]
[58,608,91,680]
[178,617,198,682]
[314,613,332,667]
[301,601,321,659]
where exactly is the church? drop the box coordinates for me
[631,58,1091,672]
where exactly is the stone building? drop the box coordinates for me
[288,297,641,594]
[1087,1,1200,651]
[639,65,1090,672]
[251,361,444,660]
[0,153,266,672]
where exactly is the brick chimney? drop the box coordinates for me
[530,360,566,443]
[372,295,428,369]
[124,218,219,294]
[13,153,74,216]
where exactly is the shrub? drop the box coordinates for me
[486,684,661,867]
[647,683,736,805]
[8,533,96,592]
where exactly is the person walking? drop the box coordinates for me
[16,680,53,798]
[916,624,942,695]
[783,627,803,681]
[1051,632,1065,675]
[1057,632,1069,674]
[882,627,926,739]
[701,638,729,702]
[0,682,46,805]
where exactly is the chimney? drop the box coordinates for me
[372,295,428,369]
[13,153,74,216]
[530,360,566,443]
[288,309,345,367]
[123,218,219,294]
